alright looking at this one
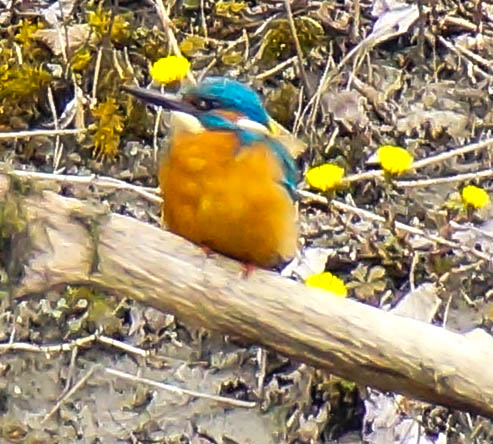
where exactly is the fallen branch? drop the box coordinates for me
[1,172,493,419]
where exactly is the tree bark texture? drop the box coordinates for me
[1,173,493,419]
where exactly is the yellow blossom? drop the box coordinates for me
[305,272,347,297]
[306,163,345,192]
[150,56,190,85]
[461,185,490,209]
[377,145,413,175]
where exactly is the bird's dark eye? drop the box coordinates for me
[188,96,220,111]
[196,99,212,110]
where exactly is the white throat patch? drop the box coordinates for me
[170,111,204,135]
[236,118,270,135]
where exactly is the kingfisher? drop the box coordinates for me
[123,77,298,268]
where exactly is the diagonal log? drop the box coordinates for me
[1,172,493,419]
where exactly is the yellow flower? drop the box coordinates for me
[150,56,190,85]
[462,185,490,209]
[377,145,413,175]
[305,272,347,297]
[306,163,345,192]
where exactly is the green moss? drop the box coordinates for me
[215,1,248,16]
[9,174,33,196]
[430,255,454,275]
[0,65,51,101]
[111,14,133,46]
[182,0,200,9]
[88,7,112,40]
[123,95,153,139]
[0,196,26,245]
[260,17,324,66]
[180,35,206,57]
[15,19,46,61]
[0,34,52,129]
[138,27,169,62]
[0,190,28,283]
[90,97,124,159]
[265,82,299,127]
[71,47,93,72]
[0,388,7,415]
[65,286,123,335]
[221,51,243,66]
[88,6,133,45]
[0,418,27,443]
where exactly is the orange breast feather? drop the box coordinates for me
[159,130,297,267]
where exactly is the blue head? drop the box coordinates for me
[181,77,270,127]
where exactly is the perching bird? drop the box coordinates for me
[123,77,298,268]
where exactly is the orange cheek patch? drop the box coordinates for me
[213,110,244,122]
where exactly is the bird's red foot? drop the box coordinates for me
[242,263,256,278]
[201,246,214,257]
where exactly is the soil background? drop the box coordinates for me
[1,0,493,443]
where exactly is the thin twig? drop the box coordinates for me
[153,107,163,164]
[0,331,207,368]
[351,0,361,41]
[300,43,333,133]
[255,56,297,80]
[5,167,162,204]
[442,294,452,329]
[0,334,150,357]
[324,126,339,155]
[394,169,493,188]
[252,12,281,37]
[256,347,267,399]
[450,221,493,241]
[200,0,208,40]
[243,29,249,61]
[292,84,304,136]
[0,128,84,139]
[409,252,419,291]
[14,42,23,65]
[412,137,493,170]
[55,0,69,64]
[47,85,63,171]
[42,365,99,424]
[0,334,98,354]
[112,47,125,79]
[97,335,150,358]
[283,0,311,96]
[154,0,182,57]
[105,367,257,408]
[61,346,79,397]
[92,47,103,100]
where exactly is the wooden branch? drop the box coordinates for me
[2,172,493,419]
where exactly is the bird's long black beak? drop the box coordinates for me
[122,85,196,114]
